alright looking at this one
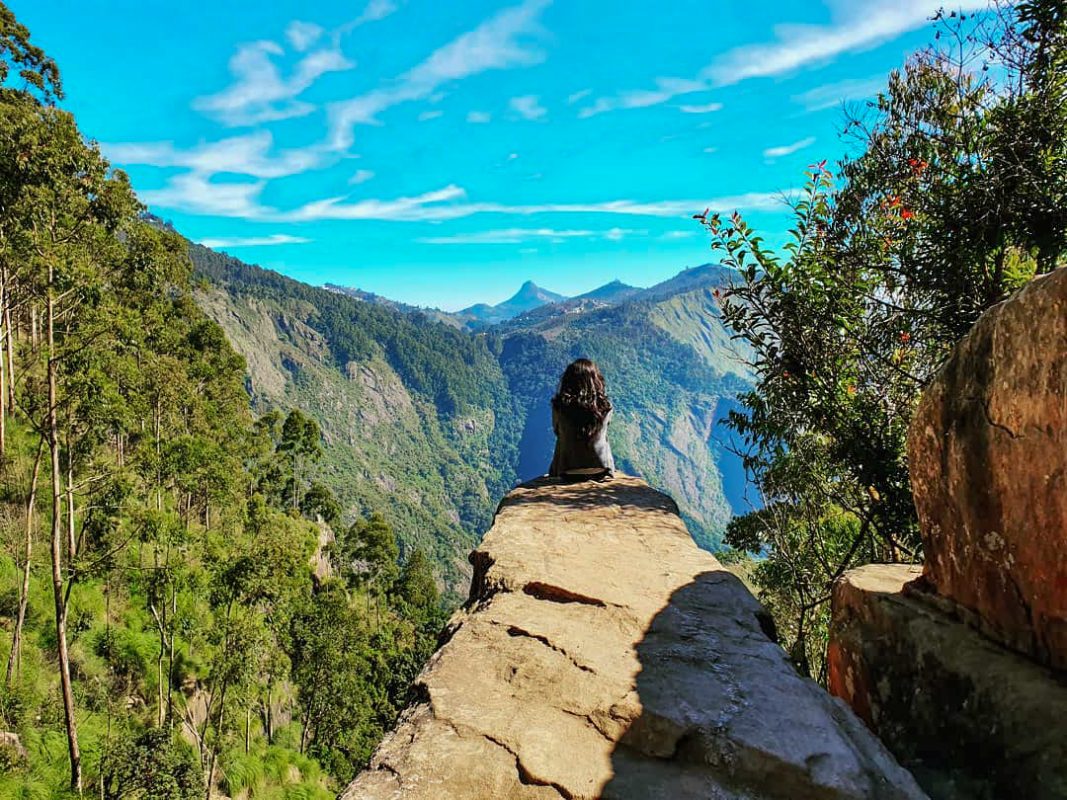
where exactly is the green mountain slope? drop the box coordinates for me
[190,244,521,587]
[191,245,753,572]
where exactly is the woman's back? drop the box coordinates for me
[547,358,615,479]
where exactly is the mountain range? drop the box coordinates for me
[190,245,753,589]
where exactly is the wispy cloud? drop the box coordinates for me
[194,40,354,126]
[332,0,400,42]
[706,0,986,85]
[510,94,547,121]
[199,233,312,248]
[277,186,791,223]
[104,131,325,179]
[285,21,324,52]
[349,169,375,185]
[105,132,329,218]
[139,173,269,218]
[661,230,698,240]
[352,0,399,27]
[418,227,643,244]
[763,136,815,159]
[793,75,885,111]
[417,109,444,121]
[679,101,723,114]
[327,0,550,149]
[466,110,492,123]
[567,88,591,104]
[419,228,595,244]
[579,76,708,118]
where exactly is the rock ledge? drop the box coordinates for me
[345,476,925,799]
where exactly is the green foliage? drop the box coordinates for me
[0,6,447,796]
[0,1,61,102]
[395,549,439,619]
[101,727,202,800]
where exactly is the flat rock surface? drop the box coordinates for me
[908,267,1067,669]
[344,476,926,800]
[829,564,1067,800]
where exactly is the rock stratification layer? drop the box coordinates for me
[345,476,925,799]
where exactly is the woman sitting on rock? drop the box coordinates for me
[548,358,616,480]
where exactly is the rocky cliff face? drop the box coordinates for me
[908,266,1067,669]
[829,267,1067,798]
[346,476,925,799]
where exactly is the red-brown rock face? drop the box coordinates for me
[908,267,1067,669]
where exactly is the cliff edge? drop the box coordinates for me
[344,475,924,799]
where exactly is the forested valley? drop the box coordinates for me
[0,8,444,796]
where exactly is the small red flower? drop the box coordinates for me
[901,208,915,220]
[899,331,911,344]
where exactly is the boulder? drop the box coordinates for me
[908,267,1067,668]
[345,476,926,800]
[829,564,1067,800]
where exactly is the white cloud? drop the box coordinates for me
[277,186,791,223]
[194,39,354,126]
[661,230,698,240]
[579,76,708,118]
[466,110,492,123]
[679,101,723,114]
[705,0,987,85]
[793,75,885,111]
[604,227,641,241]
[567,88,591,104]
[419,228,595,244]
[510,94,547,121]
[418,109,444,121]
[418,227,642,244]
[702,146,718,154]
[104,131,325,179]
[353,0,399,26]
[139,172,269,218]
[286,21,324,52]
[349,169,375,185]
[327,0,550,149]
[199,233,312,248]
[763,136,816,159]
[331,0,400,43]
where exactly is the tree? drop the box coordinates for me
[396,549,439,621]
[0,1,62,102]
[288,582,387,777]
[301,480,342,527]
[700,1,1067,681]
[278,409,322,511]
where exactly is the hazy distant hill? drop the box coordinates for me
[456,280,567,326]
[191,246,752,581]
[324,282,463,328]
[573,278,641,304]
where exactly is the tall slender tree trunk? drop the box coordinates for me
[205,683,228,800]
[0,272,7,461]
[47,284,81,793]
[5,436,44,687]
[66,435,76,563]
[6,299,16,413]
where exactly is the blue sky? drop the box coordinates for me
[15,0,980,310]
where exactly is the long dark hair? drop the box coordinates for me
[552,358,612,441]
